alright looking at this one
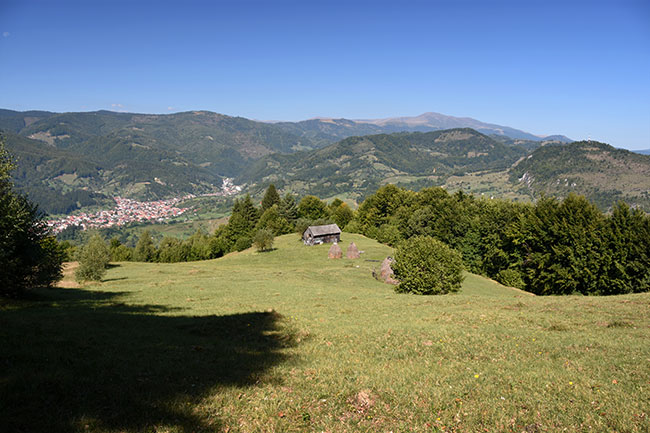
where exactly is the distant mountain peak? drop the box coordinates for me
[353,112,570,142]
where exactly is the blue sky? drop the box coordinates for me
[1,0,649,149]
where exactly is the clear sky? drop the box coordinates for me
[1,0,649,149]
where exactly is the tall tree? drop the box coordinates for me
[133,230,157,262]
[601,202,650,294]
[0,140,64,296]
[297,195,328,220]
[261,184,281,211]
[278,193,298,224]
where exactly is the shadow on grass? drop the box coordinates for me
[0,288,297,432]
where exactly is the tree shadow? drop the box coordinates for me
[1,288,297,432]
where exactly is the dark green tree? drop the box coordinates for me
[261,184,281,211]
[278,193,298,225]
[600,202,650,294]
[331,202,354,229]
[133,230,157,262]
[517,194,605,295]
[297,195,328,220]
[232,194,260,231]
[0,141,64,296]
[109,237,133,262]
[255,205,292,236]
[187,229,212,261]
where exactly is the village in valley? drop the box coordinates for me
[46,178,242,234]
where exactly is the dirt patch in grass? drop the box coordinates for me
[57,262,81,288]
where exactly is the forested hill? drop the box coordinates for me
[0,109,315,213]
[1,130,221,214]
[2,108,646,215]
[510,141,650,211]
[3,110,314,176]
[238,128,529,198]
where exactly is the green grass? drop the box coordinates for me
[2,234,649,432]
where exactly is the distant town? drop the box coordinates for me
[46,178,242,234]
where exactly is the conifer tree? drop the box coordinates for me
[134,230,157,262]
[255,204,292,235]
[261,184,281,211]
[278,193,298,225]
[0,140,64,295]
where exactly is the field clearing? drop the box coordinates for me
[1,234,649,432]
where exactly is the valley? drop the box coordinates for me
[2,108,649,219]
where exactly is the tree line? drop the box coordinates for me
[350,185,650,295]
[83,184,354,268]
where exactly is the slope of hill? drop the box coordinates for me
[0,109,317,211]
[2,131,222,214]
[271,118,385,149]
[270,112,572,147]
[4,233,648,432]
[510,141,650,211]
[4,108,642,215]
[239,128,529,198]
[12,110,312,175]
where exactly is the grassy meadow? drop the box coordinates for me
[1,234,649,432]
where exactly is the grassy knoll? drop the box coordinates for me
[1,234,649,432]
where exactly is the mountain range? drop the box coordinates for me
[1,108,648,214]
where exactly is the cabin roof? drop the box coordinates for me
[305,224,341,236]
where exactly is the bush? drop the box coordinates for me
[496,268,524,289]
[376,224,402,246]
[253,229,274,252]
[233,236,252,252]
[393,236,464,295]
[75,234,110,282]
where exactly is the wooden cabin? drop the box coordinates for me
[302,224,341,246]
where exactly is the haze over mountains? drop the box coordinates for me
[270,111,573,146]
[1,108,648,214]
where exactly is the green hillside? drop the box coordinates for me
[0,109,317,212]
[13,110,312,176]
[510,141,650,211]
[272,118,386,149]
[240,128,529,198]
[2,130,221,214]
[2,233,648,432]
[2,109,647,215]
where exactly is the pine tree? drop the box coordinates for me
[0,140,64,295]
[261,184,281,211]
[278,193,298,224]
[255,205,292,235]
[134,230,157,262]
